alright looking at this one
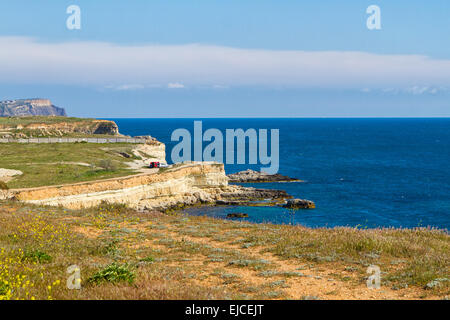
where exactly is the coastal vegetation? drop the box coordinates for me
[0,116,93,126]
[0,200,447,300]
[0,115,447,300]
[0,143,139,188]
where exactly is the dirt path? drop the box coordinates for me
[114,218,431,300]
[5,200,443,300]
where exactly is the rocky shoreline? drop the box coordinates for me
[0,116,315,213]
[158,183,315,214]
[2,161,315,213]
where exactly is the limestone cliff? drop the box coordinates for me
[127,141,167,170]
[0,99,67,117]
[1,162,227,209]
[0,118,120,138]
[21,119,120,136]
[0,162,289,211]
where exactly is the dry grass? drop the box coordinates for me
[0,200,448,300]
[242,224,449,288]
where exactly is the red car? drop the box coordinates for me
[149,162,160,168]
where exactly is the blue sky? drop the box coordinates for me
[0,0,449,117]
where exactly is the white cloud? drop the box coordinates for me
[1,37,450,90]
[381,88,399,94]
[406,86,430,95]
[167,82,185,89]
[212,84,229,89]
[113,84,145,91]
[362,86,449,95]
[104,84,163,91]
[404,86,446,95]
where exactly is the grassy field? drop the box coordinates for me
[0,116,95,126]
[0,201,448,300]
[0,143,140,188]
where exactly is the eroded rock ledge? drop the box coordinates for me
[0,162,295,211]
[227,169,302,183]
[216,187,290,206]
[0,159,315,212]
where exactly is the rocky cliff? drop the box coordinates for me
[0,162,290,211]
[0,99,67,117]
[0,162,227,209]
[0,118,120,138]
[19,119,120,136]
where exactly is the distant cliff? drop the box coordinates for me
[0,99,67,117]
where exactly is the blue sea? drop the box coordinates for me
[110,118,450,230]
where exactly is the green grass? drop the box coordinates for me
[5,130,120,139]
[0,116,95,126]
[0,143,138,188]
[88,263,136,285]
[22,249,52,263]
[0,281,9,296]
[139,256,155,263]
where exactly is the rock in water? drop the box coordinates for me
[0,99,67,117]
[283,199,316,209]
[217,187,291,206]
[227,213,249,218]
[227,169,301,183]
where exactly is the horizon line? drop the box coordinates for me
[94,116,450,119]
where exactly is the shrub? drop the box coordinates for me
[98,159,117,171]
[96,201,129,213]
[0,181,8,190]
[102,238,121,257]
[139,256,154,263]
[0,280,9,296]
[88,263,135,285]
[22,250,52,263]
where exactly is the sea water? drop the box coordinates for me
[111,118,450,229]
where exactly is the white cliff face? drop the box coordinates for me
[5,162,230,210]
[0,137,228,210]
[0,138,290,210]
[128,142,167,170]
